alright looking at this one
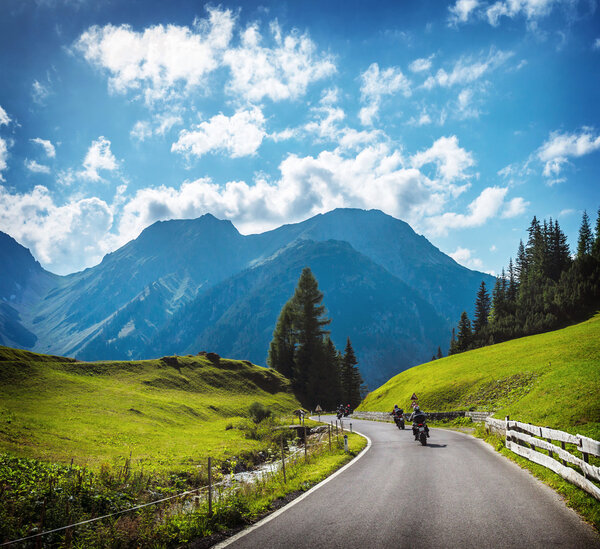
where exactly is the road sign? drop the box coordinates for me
[410,393,418,400]
[315,405,322,412]
[411,401,418,408]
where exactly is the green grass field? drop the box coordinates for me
[359,313,600,438]
[0,347,299,470]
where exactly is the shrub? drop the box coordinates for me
[247,402,272,424]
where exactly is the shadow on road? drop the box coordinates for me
[424,443,447,448]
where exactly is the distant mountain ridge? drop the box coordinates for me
[0,208,494,387]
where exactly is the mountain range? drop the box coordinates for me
[0,208,494,387]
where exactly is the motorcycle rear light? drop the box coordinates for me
[418,423,423,426]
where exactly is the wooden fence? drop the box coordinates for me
[484,417,600,501]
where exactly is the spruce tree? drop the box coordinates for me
[267,301,296,380]
[293,267,331,406]
[577,210,593,259]
[593,208,600,261]
[341,338,363,409]
[436,346,443,359]
[456,311,473,353]
[473,281,491,335]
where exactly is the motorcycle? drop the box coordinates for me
[337,408,344,420]
[343,406,351,417]
[414,421,428,445]
[392,410,405,430]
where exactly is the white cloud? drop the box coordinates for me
[486,0,558,26]
[594,38,600,50]
[131,113,183,141]
[172,107,266,159]
[409,56,434,73]
[75,7,235,105]
[32,80,51,104]
[80,136,118,181]
[537,128,600,179]
[427,186,509,235]
[0,185,113,275]
[448,0,480,25]
[490,244,497,251]
[423,49,513,89]
[0,139,8,181]
[501,196,529,218]
[359,63,411,125]
[25,159,51,174]
[410,135,475,185]
[223,20,336,102]
[130,121,153,142]
[0,106,10,126]
[449,246,484,270]
[31,137,56,158]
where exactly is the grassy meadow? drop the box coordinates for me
[0,347,299,470]
[359,313,600,438]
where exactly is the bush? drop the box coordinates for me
[247,402,272,424]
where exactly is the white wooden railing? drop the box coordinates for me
[484,417,600,500]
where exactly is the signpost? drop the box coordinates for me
[315,404,322,421]
[411,393,418,408]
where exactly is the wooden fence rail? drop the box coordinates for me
[484,416,600,501]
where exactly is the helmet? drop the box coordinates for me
[394,404,398,408]
[414,406,420,412]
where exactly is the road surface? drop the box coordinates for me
[215,416,600,549]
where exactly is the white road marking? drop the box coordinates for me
[213,429,372,548]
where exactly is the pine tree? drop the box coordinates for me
[592,208,600,261]
[473,281,491,335]
[506,258,517,304]
[267,301,296,380]
[293,267,331,407]
[436,346,443,359]
[448,327,458,355]
[321,337,342,409]
[577,210,593,259]
[456,311,473,353]
[341,338,363,409]
[515,239,527,283]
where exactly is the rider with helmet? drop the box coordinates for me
[410,405,430,439]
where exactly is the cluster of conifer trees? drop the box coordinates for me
[449,209,600,354]
[267,267,364,410]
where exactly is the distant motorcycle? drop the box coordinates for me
[337,407,344,420]
[414,421,428,445]
[343,405,351,417]
[391,409,405,430]
[411,410,429,446]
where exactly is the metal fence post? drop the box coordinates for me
[281,437,287,483]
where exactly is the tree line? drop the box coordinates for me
[267,267,364,410]
[449,208,600,354]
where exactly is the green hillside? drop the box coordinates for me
[0,347,299,469]
[359,314,600,438]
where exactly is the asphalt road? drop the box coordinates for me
[215,416,600,549]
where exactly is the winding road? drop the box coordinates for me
[215,416,600,549]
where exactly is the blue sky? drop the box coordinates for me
[0,0,599,275]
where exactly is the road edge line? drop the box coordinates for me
[212,429,372,548]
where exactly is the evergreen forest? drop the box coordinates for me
[449,208,600,354]
[267,267,364,409]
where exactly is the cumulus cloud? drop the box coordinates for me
[449,246,484,270]
[75,7,235,105]
[427,186,509,235]
[423,49,513,89]
[448,0,480,25]
[31,137,56,158]
[25,159,51,174]
[537,128,600,180]
[80,136,118,181]
[501,196,529,218]
[172,107,266,159]
[409,56,434,73]
[594,38,600,50]
[0,106,10,126]
[0,139,8,181]
[359,63,411,125]
[131,113,183,141]
[486,0,557,26]
[223,20,336,102]
[410,135,475,185]
[0,185,113,274]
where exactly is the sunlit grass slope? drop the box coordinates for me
[0,348,299,469]
[359,314,600,438]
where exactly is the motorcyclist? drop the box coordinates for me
[390,404,403,418]
[410,405,430,439]
[344,404,351,417]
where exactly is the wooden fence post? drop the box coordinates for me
[208,456,213,517]
[304,426,308,461]
[281,437,287,483]
[328,424,332,451]
[545,427,553,458]
[561,441,567,466]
